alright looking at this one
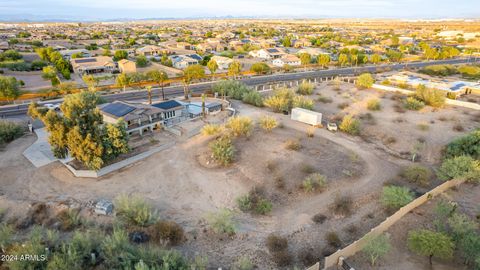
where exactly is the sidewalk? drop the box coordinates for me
[22,128,71,168]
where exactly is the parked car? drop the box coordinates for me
[43,103,60,111]
[327,122,338,131]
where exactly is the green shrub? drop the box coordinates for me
[264,88,295,112]
[381,186,414,210]
[356,73,374,89]
[444,129,480,160]
[242,90,264,107]
[402,165,432,186]
[236,188,272,215]
[437,155,480,182]
[326,231,342,248]
[114,194,158,227]
[362,234,391,266]
[258,115,278,132]
[0,121,23,145]
[213,80,252,100]
[339,115,360,135]
[207,208,236,235]
[292,95,314,110]
[233,256,254,270]
[297,80,314,95]
[56,208,82,231]
[201,124,223,136]
[0,223,14,251]
[148,220,184,245]
[317,95,333,103]
[415,85,446,108]
[366,98,381,111]
[302,173,327,193]
[210,135,235,166]
[271,250,292,267]
[333,195,353,216]
[403,97,425,110]
[226,116,253,137]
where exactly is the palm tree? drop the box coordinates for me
[147,70,168,100]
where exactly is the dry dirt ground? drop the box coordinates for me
[348,183,480,270]
[0,81,477,269]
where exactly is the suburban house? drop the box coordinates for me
[297,48,331,58]
[272,54,301,67]
[136,45,170,57]
[249,48,285,59]
[176,42,192,50]
[99,100,187,136]
[118,59,137,74]
[60,49,91,60]
[293,38,312,48]
[70,56,116,75]
[170,54,202,69]
[211,55,234,70]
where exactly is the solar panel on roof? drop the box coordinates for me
[74,58,97,63]
[101,103,136,117]
[152,100,182,110]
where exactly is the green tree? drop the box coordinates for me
[338,53,348,67]
[182,64,205,99]
[371,54,381,64]
[116,73,131,92]
[28,91,129,170]
[444,129,480,160]
[250,62,271,75]
[136,55,148,67]
[147,70,168,100]
[381,186,414,210]
[407,229,454,266]
[356,73,374,89]
[113,50,128,61]
[82,75,99,91]
[362,234,391,266]
[437,155,480,182]
[339,115,360,135]
[228,61,242,79]
[207,59,218,78]
[0,75,21,102]
[350,54,358,67]
[415,84,446,108]
[317,54,330,68]
[299,53,311,70]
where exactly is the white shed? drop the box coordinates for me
[291,107,322,126]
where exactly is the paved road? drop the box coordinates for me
[1,57,479,117]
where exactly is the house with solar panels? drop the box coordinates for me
[71,56,116,75]
[99,100,186,136]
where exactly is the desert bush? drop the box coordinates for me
[292,95,314,110]
[272,250,292,267]
[317,95,333,103]
[210,135,235,166]
[242,91,264,107]
[312,214,327,224]
[452,124,464,132]
[207,208,236,235]
[57,208,82,231]
[115,194,158,227]
[326,231,342,248]
[417,123,429,131]
[6,228,48,270]
[258,115,278,132]
[266,234,288,252]
[339,115,360,135]
[301,164,315,174]
[264,88,295,113]
[403,97,425,110]
[444,129,480,159]
[306,126,315,137]
[0,121,23,145]
[201,124,223,136]
[0,223,14,251]
[213,80,252,100]
[415,85,446,108]
[237,188,272,215]
[366,98,381,111]
[297,80,315,95]
[333,195,353,216]
[226,116,253,137]
[356,73,374,89]
[233,256,253,270]
[284,139,301,151]
[394,103,407,113]
[381,186,414,210]
[337,102,350,109]
[302,173,327,193]
[298,248,320,266]
[437,155,480,183]
[148,220,184,245]
[402,165,432,187]
[362,234,391,266]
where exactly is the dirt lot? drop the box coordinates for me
[348,183,480,270]
[0,81,477,269]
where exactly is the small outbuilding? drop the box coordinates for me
[291,107,323,126]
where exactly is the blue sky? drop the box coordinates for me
[0,0,479,21]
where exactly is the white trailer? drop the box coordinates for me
[291,107,323,126]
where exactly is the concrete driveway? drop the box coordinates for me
[22,128,69,168]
